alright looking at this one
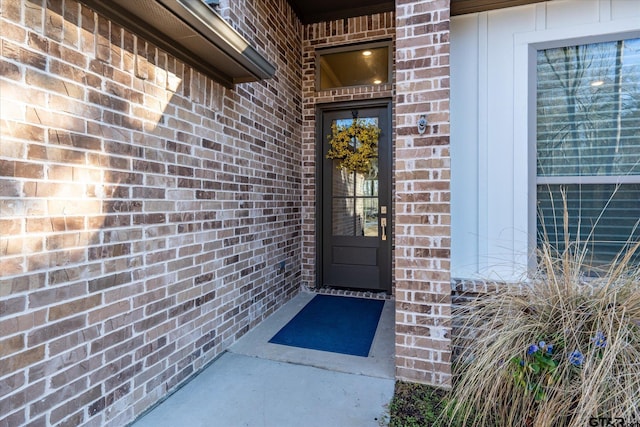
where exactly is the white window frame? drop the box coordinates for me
[513,18,640,273]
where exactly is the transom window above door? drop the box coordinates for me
[317,41,391,90]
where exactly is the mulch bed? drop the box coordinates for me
[388,381,452,427]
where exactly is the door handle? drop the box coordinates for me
[380,217,387,241]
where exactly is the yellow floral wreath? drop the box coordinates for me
[326,119,381,175]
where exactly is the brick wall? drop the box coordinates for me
[301,12,395,289]
[450,278,501,358]
[0,0,302,425]
[394,0,452,387]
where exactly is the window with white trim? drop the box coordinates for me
[536,37,640,268]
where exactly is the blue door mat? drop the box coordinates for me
[269,294,385,357]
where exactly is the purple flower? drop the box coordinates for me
[539,341,546,348]
[527,344,539,356]
[519,359,526,367]
[592,331,607,348]
[546,344,553,355]
[569,350,584,366]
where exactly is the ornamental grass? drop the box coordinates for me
[446,229,640,426]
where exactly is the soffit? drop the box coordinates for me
[288,0,394,24]
[287,0,548,23]
[451,0,548,15]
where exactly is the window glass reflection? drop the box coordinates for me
[319,46,389,90]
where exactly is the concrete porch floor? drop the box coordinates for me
[130,291,396,427]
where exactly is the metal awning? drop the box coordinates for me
[78,0,276,88]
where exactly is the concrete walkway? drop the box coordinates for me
[131,292,395,427]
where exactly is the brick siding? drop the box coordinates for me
[0,0,458,423]
[0,0,302,425]
[394,0,453,387]
[301,12,395,290]
[451,278,501,359]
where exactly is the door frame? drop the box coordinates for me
[315,98,393,290]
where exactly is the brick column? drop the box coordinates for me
[394,0,452,387]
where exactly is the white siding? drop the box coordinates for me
[450,0,640,281]
[451,14,481,278]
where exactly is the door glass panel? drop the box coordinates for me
[330,116,379,237]
[356,159,378,196]
[333,198,354,236]
[356,198,379,237]
[332,165,354,196]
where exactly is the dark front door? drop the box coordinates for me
[320,102,391,292]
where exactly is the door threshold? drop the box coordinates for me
[302,284,393,300]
